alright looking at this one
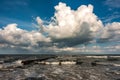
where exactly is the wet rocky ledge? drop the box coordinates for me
[0,55,120,80]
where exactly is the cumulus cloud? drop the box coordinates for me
[37,2,103,47]
[0,2,120,53]
[0,24,51,48]
[98,22,120,42]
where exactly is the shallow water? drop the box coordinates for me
[0,55,120,80]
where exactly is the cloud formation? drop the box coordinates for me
[0,24,51,47]
[37,2,103,47]
[0,2,120,53]
[98,22,120,43]
[105,0,120,8]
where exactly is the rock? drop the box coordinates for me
[90,75,98,80]
[52,68,64,74]
[91,62,97,66]
[76,61,83,65]
[24,77,45,80]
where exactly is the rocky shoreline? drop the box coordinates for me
[0,55,120,80]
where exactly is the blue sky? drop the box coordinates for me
[0,0,120,29]
[0,0,120,54]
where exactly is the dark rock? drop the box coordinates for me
[76,61,83,65]
[91,62,97,66]
[24,77,45,80]
[107,57,119,61]
[0,55,119,80]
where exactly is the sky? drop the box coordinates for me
[0,0,120,54]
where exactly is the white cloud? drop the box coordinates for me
[102,15,120,23]
[36,2,103,47]
[0,2,120,53]
[105,0,120,8]
[98,22,120,42]
[0,24,51,48]
[38,3,103,39]
[36,17,43,25]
